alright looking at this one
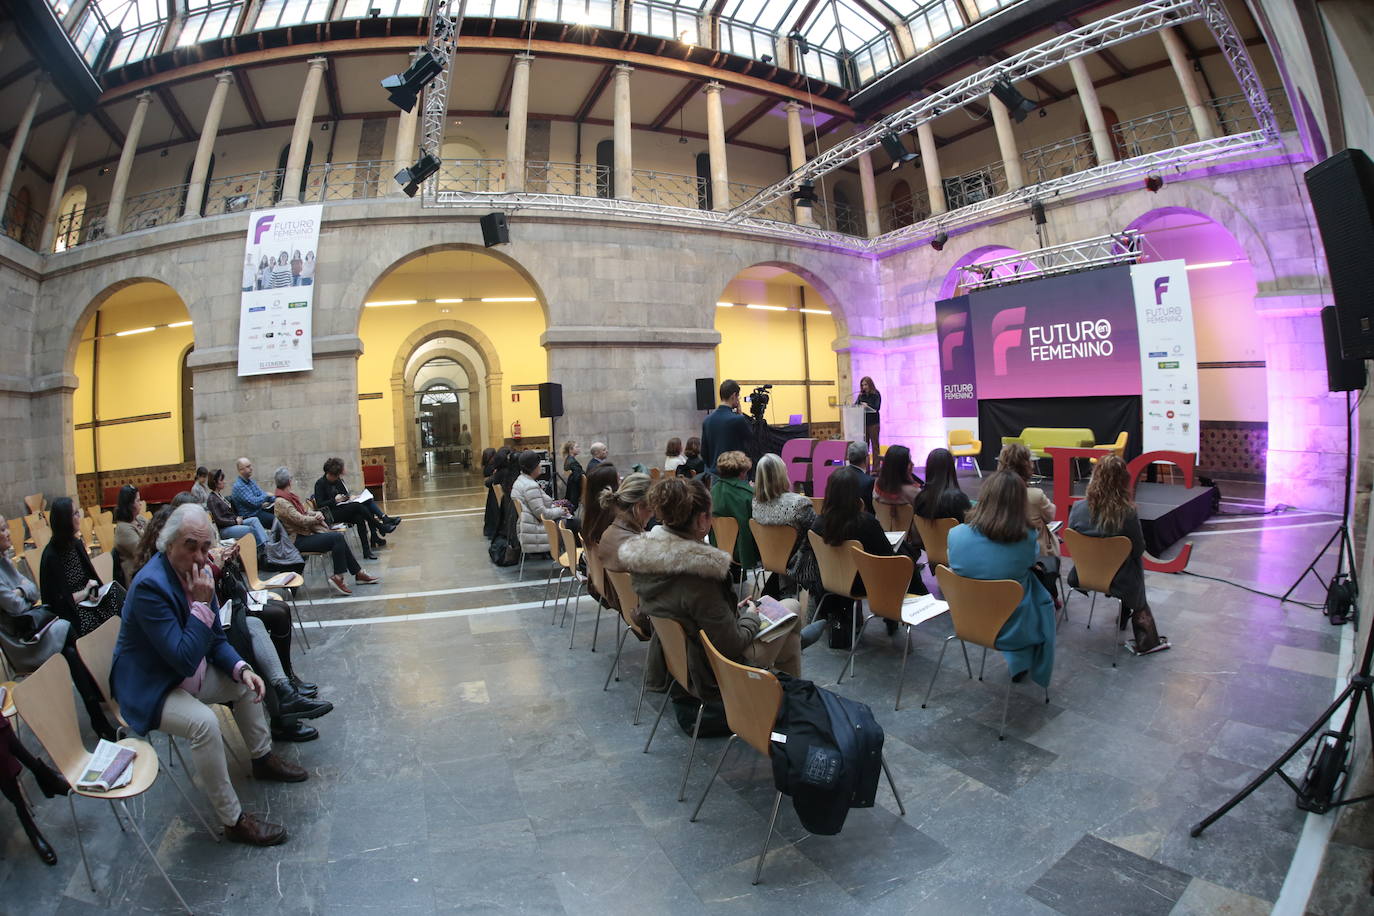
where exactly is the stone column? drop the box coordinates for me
[916,122,946,214]
[105,90,154,237]
[1160,27,1217,141]
[40,114,83,252]
[989,93,1025,191]
[505,54,534,193]
[704,82,729,210]
[182,70,234,219]
[280,57,327,204]
[784,101,813,225]
[857,150,880,237]
[0,72,45,209]
[1068,56,1115,164]
[613,63,633,200]
[388,98,419,197]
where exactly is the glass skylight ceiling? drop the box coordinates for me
[57,0,1026,90]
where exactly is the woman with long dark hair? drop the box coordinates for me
[947,470,1056,686]
[1068,455,1169,655]
[112,484,146,586]
[562,440,584,513]
[40,497,124,637]
[874,445,921,507]
[855,376,881,471]
[914,448,972,522]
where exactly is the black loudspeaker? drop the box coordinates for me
[1322,306,1367,392]
[695,377,716,411]
[480,212,509,247]
[538,382,564,418]
[1305,149,1374,359]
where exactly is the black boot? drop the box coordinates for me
[272,719,319,742]
[370,535,387,548]
[288,674,318,698]
[2,781,57,866]
[273,680,333,722]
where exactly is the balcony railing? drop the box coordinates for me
[21,88,1298,255]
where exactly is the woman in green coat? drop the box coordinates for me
[709,450,758,570]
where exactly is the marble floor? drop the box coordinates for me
[0,472,1360,914]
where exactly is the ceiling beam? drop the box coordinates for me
[725,97,778,142]
[155,86,195,139]
[0,61,38,93]
[0,102,71,148]
[573,64,615,122]
[91,108,126,149]
[650,79,703,131]
[492,56,516,117]
[323,59,344,121]
[235,69,266,129]
[789,0,821,36]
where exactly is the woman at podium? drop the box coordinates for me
[855,377,881,471]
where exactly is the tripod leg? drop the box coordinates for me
[1191,682,1358,837]
[1281,527,1342,604]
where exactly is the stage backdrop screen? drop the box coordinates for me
[968,266,1142,401]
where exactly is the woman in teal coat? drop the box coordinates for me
[946,470,1056,688]
[709,450,758,569]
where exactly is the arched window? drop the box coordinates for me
[54,185,87,252]
[595,139,614,199]
[274,141,313,202]
[695,152,712,211]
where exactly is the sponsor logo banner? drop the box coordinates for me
[237,205,321,377]
[1132,260,1199,454]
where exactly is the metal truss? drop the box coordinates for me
[419,0,467,198]
[870,129,1272,253]
[957,231,1144,291]
[727,0,1257,223]
[1197,0,1278,142]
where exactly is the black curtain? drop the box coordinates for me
[976,396,1141,469]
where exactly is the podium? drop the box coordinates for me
[840,405,867,442]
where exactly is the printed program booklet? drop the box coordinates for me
[752,596,799,643]
[76,739,136,792]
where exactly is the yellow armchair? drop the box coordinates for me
[1091,431,1129,461]
[947,429,983,477]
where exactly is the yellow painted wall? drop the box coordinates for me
[714,272,839,425]
[357,250,548,449]
[73,284,193,474]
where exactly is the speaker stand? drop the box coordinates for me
[548,416,558,499]
[1282,390,1359,606]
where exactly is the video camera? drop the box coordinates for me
[748,384,773,421]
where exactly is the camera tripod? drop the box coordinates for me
[1282,390,1358,611]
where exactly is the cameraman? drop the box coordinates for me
[702,379,753,477]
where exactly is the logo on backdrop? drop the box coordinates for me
[939,312,968,371]
[991,307,1123,373]
[990,307,1026,375]
[254,215,275,243]
[1153,276,1170,304]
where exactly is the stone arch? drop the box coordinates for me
[390,320,503,484]
[404,344,488,457]
[64,276,193,379]
[728,259,852,342]
[1122,201,1278,291]
[938,245,1022,299]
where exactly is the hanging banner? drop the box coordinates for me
[237,205,321,376]
[1131,260,1200,454]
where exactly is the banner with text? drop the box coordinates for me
[1131,260,1199,454]
[237,205,321,377]
[936,295,977,419]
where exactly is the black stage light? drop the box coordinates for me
[1144,174,1164,193]
[788,31,810,56]
[368,6,381,16]
[931,231,948,251]
[381,50,444,112]
[990,78,1036,123]
[395,151,442,197]
[791,180,818,207]
[761,54,773,64]
[879,132,919,171]
[1030,201,1046,225]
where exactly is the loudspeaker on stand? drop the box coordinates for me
[695,377,716,411]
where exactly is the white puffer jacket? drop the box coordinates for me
[511,473,567,554]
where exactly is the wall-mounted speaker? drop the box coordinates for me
[480,212,509,247]
[1305,149,1374,359]
[538,382,564,418]
[1322,306,1367,392]
[695,377,716,411]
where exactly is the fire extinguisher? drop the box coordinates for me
[511,420,522,440]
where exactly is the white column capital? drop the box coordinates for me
[614,63,633,76]
[704,81,724,95]
[135,89,154,105]
[213,69,235,85]
[514,52,535,65]
[784,100,802,114]
[306,56,328,71]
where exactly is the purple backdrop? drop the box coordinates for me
[936,295,978,417]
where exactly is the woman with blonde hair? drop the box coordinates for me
[1068,455,1169,655]
[752,453,815,597]
[597,472,653,623]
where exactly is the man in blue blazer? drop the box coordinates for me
[701,379,753,476]
[112,504,306,846]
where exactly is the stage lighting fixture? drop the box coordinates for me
[1144,174,1165,193]
[879,132,919,171]
[381,50,444,112]
[989,78,1036,123]
[368,6,381,16]
[1030,201,1046,225]
[788,31,810,56]
[931,231,948,251]
[395,151,441,197]
[761,54,773,64]
[791,180,818,207]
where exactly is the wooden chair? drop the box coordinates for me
[649,467,662,481]
[25,514,50,553]
[947,430,982,477]
[808,495,825,515]
[22,548,43,589]
[748,519,801,604]
[7,517,27,550]
[710,515,751,590]
[805,530,863,632]
[927,566,1046,739]
[689,630,906,885]
[23,493,44,516]
[582,536,613,652]
[12,656,192,913]
[90,551,114,586]
[847,547,949,708]
[541,517,572,619]
[1062,529,1134,666]
[912,516,960,569]
[603,568,655,724]
[79,515,97,552]
[74,618,218,842]
[642,616,707,802]
[875,501,914,537]
[94,520,115,554]
[238,533,312,648]
[556,522,587,645]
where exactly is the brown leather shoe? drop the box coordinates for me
[251,752,309,783]
[354,570,380,584]
[223,812,288,846]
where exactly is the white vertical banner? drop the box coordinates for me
[1132,260,1200,454]
[237,205,322,376]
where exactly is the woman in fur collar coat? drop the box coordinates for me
[620,477,801,701]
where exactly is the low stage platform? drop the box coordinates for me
[955,476,1217,555]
